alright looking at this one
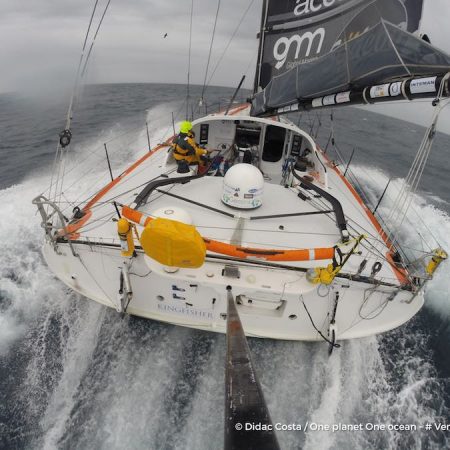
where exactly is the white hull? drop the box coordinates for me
[38,105,429,342]
[43,240,423,341]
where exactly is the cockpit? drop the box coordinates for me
[173,115,327,186]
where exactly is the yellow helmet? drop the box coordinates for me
[180,121,193,134]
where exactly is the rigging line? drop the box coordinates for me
[80,174,170,211]
[52,0,108,208]
[61,150,175,216]
[61,151,153,209]
[389,98,450,238]
[71,163,178,215]
[300,296,340,349]
[81,0,112,78]
[66,0,99,128]
[74,211,116,231]
[70,213,117,236]
[47,0,98,205]
[348,167,438,252]
[194,225,338,236]
[59,175,114,215]
[77,253,117,307]
[55,149,69,208]
[326,173,381,235]
[204,0,254,91]
[345,219,389,253]
[244,53,258,86]
[163,99,187,141]
[53,123,173,198]
[57,149,148,212]
[51,0,99,202]
[42,141,120,199]
[200,0,222,101]
[345,224,409,282]
[155,189,235,218]
[186,0,194,119]
[82,0,100,51]
[388,80,449,216]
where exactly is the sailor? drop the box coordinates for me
[172,121,209,166]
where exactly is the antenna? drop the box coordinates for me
[225,75,246,115]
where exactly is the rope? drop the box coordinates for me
[50,0,112,209]
[204,0,254,92]
[386,74,450,242]
[326,116,440,268]
[51,0,100,208]
[200,0,222,101]
[301,297,340,349]
[81,0,112,78]
[186,0,194,119]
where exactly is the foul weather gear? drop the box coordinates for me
[172,131,207,165]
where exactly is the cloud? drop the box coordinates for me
[0,0,261,93]
[1,0,449,97]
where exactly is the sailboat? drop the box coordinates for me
[33,0,450,349]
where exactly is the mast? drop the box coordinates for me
[253,0,268,95]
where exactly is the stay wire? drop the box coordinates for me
[53,0,99,194]
[186,0,194,119]
[204,0,254,93]
[200,0,222,101]
[51,0,111,209]
[81,0,112,78]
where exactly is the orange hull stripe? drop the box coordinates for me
[85,144,168,211]
[60,144,168,237]
[320,147,408,284]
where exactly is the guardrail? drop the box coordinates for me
[32,195,78,257]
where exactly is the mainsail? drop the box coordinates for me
[252,0,450,116]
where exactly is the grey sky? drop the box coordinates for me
[0,0,261,93]
[1,0,450,130]
[1,0,450,92]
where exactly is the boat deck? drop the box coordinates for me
[60,106,406,287]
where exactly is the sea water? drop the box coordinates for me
[0,84,449,450]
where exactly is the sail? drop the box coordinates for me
[251,0,450,116]
[255,0,424,90]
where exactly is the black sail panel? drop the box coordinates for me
[251,0,450,116]
[256,0,423,90]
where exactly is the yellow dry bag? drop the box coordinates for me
[140,218,206,268]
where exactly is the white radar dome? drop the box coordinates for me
[222,164,264,209]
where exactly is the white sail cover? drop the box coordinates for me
[252,0,450,115]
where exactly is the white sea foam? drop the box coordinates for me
[0,100,180,353]
[0,109,449,450]
[352,164,450,320]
